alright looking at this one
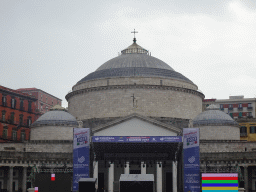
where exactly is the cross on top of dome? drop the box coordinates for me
[121,30,148,55]
[131,29,138,43]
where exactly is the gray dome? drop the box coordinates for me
[96,54,174,71]
[32,110,78,127]
[77,41,194,85]
[193,104,238,126]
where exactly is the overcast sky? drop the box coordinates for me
[1,0,256,107]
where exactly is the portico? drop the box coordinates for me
[91,114,182,192]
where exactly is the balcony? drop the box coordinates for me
[228,107,233,110]
[238,107,243,110]
[240,133,247,137]
[247,106,253,110]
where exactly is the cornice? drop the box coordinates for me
[66,84,205,101]
[0,89,37,101]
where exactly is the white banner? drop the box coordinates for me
[183,128,199,149]
[73,128,90,149]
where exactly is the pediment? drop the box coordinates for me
[93,113,181,136]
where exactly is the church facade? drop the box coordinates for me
[0,37,255,192]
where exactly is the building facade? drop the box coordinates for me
[0,86,38,143]
[17,88,62,115]
[203,96,256,119]
[237,118,256,142]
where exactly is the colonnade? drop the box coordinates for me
[4,166,27,192]
[93,160,178,192]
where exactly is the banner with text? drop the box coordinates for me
[92,136,182,143]
[183,128,200,192]
[73,128,90,192]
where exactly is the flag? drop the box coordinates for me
[51,174,55,181]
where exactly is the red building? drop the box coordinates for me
[0,86,39,142]
[16,88,62,114]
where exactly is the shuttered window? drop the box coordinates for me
[250,126,256,133]
[240,126,247,133]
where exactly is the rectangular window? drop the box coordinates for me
[240,126,247,133]
[21,131,26,141]
[248,103,252,107]
[160,80,163,86]
[20,100,24,110]
[12,130,17,140]
[250,126,256,133]
[11,98,16,109]
[2,111,6,121]
[2,96,7,106]
[220,104,223,109]
[27,117,32,127]
[3,126,8,139]
[28,102,32,112]
[10,112,15,124]
[19,114,23,125]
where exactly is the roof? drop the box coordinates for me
[92,113,182,134]
[120,174,154,181]
[193,104,238,126]
[77,40,194,85]
[0,85,37,100]
[96,54,173,71]
[17,88,62,101]
[31,107,78,127]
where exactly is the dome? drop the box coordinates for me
[193,104,238,126]
[77,39,194,85]
[31,105,78,127]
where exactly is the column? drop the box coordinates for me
[141,161,146,174]
[173,161,177,192]
[244,166,248,192]
[23,167,27,192]
[108,161,114,192]
[124,161,129,174]
[156,161,162,192]
[93,161,98,190]
[9,166,13,192]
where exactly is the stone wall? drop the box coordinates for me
[200,140,256,153]
[73,77,198,91]
[68,86,202,120]
[30,126,73,140]
[199,126,240,140]
[0,142,73,153]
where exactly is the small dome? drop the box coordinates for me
[32,106,78,127]
[193,104,238,126]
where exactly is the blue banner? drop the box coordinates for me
[183,128,201,192]
[92,136,182,143]
[73,128,90,192]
